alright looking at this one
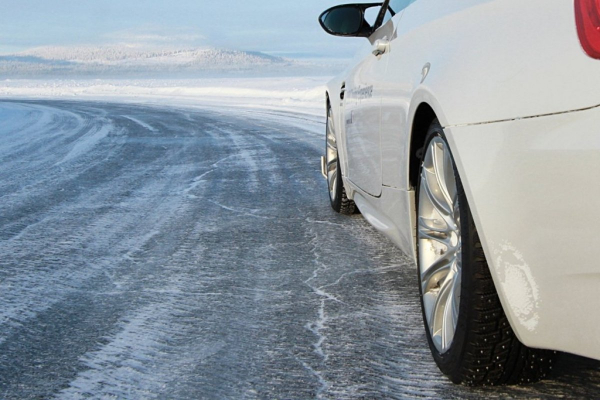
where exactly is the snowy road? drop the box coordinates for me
[0,100,599,399]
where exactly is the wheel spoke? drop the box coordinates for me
[421,254,453,293]
[326,158,337,169]
[326,133,337,150]
[419,215,451,234]
[443,145,458,205]
[418,216,451,245]
[328,169,338,193]
[431,269,455,344]
[418,135,462,354]
[421,173,458,234]
[432,142,454,212]
[421,168,453,222]
[441,278,457,350]
[326,108,339,201]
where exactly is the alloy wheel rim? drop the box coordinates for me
[326,108,338,201]
[418,136,462,354]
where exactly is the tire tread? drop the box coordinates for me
[455,217,556,386]
[418,120,556,386]
[338,186,356,215]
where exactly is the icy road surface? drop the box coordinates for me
[0,100,599,399]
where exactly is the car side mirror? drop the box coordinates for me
[319,3,384,38]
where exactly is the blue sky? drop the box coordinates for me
[0,0,365,58]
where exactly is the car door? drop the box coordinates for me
[378,0,418,189]
[344,6,396,197]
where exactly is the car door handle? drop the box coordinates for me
[372,39,390,56]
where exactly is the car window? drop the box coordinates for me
[381,8,394,25]
[388,0,418,15]
[364,5,383,27]
[367,1,409,32]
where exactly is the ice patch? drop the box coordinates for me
[57,124,114,164]
[122,115,158,132]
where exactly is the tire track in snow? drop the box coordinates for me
[0,100,599,400]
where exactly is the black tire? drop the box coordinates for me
[329,156,356,215]
[326,104,356,215]
[416,120,556,386]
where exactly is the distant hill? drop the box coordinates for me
[0,45,338,78]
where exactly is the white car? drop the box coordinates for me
[319,0,600,385]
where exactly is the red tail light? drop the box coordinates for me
[575,0,600,59]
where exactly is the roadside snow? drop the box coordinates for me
[0,77,328,117]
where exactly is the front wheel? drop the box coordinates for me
[416,120,555,385]
[326,105,356,215]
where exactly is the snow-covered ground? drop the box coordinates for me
[0,77,328,117]
[1,98,599,399]
[0,45,339,118]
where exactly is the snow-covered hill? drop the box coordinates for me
[0,45,338,78]
[20,46,284,65]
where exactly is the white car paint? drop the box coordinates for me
[447,106,600,359]
[326,0,600,360]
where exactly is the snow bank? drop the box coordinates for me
[0,77,329,117]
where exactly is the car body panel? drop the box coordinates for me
[390,0,600,127]
[446,105,600,359]
[344,16,397,197]
[324,0,600,359]
[352,186,417,260]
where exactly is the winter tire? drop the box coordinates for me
[326,104,356,215]
[416,120,556,385]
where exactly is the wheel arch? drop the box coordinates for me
[407,96,537,352]
[406,86,451,188]
[408,103,437,190]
